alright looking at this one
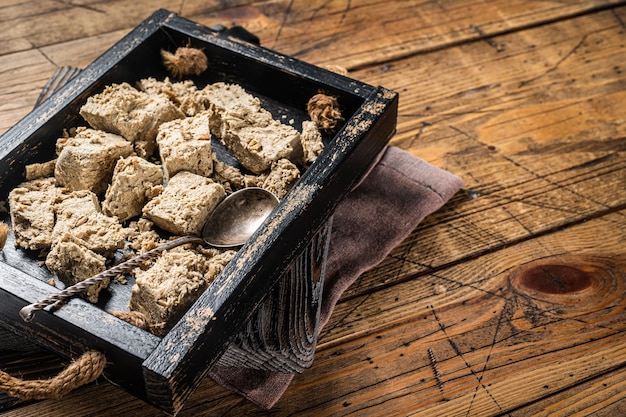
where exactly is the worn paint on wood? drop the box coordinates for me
[0,0,625,416]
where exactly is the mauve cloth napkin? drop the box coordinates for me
[208,145,464,408]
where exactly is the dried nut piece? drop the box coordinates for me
[160,47,208,78]
[307,93,344,132]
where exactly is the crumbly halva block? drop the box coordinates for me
[156,111,213,181]
[129,246,236,336]
[221,119,303,174]
[54,127,134,194]
[143,171,226,236]
[45,233,108,303]
[203,83,303,173]
[102,156,164,221]
[136,77,210,116]
[211,155,265,192]
[25,159,57,180]
[202,82,270,136]
[79,82,185,157]
[8,178,64,250]
[262,158,301,199]
[126,218,165,255]
[300,120,325,166]
[52,190,127,255]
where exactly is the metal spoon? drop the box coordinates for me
[19,187,279,322]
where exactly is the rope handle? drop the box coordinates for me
[0,350,106,400]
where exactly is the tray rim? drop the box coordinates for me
[0,8,399,413]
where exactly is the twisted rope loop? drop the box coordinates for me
[0,350,106,400]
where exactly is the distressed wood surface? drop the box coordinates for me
[1,0,625,416]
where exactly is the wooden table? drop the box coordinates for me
[1,1,625,415]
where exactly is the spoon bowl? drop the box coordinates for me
[203,187,279,247]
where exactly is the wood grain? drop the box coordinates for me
[217,221,331,373]
[340,6,626,300]
[1,0,625,416]
[205,0,626,68]
[2,0,624,133]
[0,0,264,55]
[249,213,626,416]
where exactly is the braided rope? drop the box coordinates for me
[0,350,106,400]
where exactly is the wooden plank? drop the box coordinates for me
[4,211,625,416]
[512,366,626,416]
[333,7,626,301]
[0,30,124,134]
[3,0,620,61]
[0,0,263,56]
[202,0,626,68]
[252,211,626,416]
[0,1,625,416]
[2,1,625,135]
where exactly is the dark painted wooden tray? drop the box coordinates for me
[0,9,398,414]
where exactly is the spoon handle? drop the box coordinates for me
[19,235,205,322]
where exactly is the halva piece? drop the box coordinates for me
[54,127,134,194]
[300,120,325,166]
[52,190,127,255]
[204,82,304,173]
[45,233,108,303]
[79,82,185,157]
[8,178,63,250]
[136,77,210,117]
[126,218,165,255]
[142,171,226,236]
[102,156,164,221]
[156,111,213,181]
[221,120,303,174]
[262,158,301,199]
[25,159,57,180]
[203,82,270,137]
[129,247,235,336]
[211,155,265,192]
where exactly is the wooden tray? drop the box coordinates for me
[0,9,398,414]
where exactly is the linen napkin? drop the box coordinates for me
[208,145,463,408]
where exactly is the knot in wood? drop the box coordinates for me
[508,255,625,316]
[517,264,592,294]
